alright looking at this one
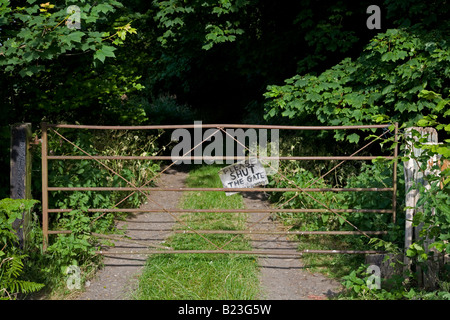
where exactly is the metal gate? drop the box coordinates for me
[41,123,398,255]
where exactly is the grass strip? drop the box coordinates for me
[133,165,260,300]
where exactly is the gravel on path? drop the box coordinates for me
[75,166,188,300]
[243,192,342,300]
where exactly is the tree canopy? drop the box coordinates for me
[264,1,449,145]
[1,0,399,125]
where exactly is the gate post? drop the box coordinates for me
[10,123,32,249]
[403,127,441,289]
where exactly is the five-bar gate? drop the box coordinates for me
[41,123,398,255]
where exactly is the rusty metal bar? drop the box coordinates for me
[174,230,388,235]
[47,186,393,192]
[392,122,399,223]
[48,230,71,234]
[96,249,384,255]
[41,123,49,250]
[47,208,393,213]
[47,124,390,130]
[46,229,387,237]
[47,155,394,161]
[91,232,172,250]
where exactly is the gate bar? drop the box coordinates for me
[47,187,393,192]
[96,249,385,255]
[392,122,399,223]
[47,124,390,130]
[47,229,388,236]
[47,155,394,161]
[173,230,388,235]
[47,208,394,213]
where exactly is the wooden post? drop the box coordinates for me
[403,127,441,289]
[10,123,32,249]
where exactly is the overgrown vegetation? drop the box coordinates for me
[36,129,161,295]
[259,0,449,300]
[134,165,260,300]
[1,129,163,299]
[265,134,401,278]
[266,128,449,299]
[0,199,44,299]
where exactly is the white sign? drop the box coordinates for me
[219,158,269,196]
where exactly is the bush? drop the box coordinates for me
[267,163,346,230]
[144,94,197,124]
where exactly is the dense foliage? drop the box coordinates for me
[262,0,449,298]
[43,129,160,273]
[263,28,449,142]
[1,199,44,299]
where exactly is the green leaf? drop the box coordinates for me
[406,248,416,257]
[94,50,106,63]
[306,92,321,102]
[381,51,394,61]
[417,118,430,127]
[394,50,407,60]
[382,85,395,95]
[418,89,442,100]
[81,42,95,52]
[94,45,116,63]
[95,3,114,14]
[19,68,34,77]
[66,31,85,43]
[100,45,116,58]
[347,133,360,144]
[18,65,44,77]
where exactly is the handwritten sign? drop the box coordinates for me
[218,158,269,196]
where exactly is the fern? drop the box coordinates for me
[4,279,45,296]
[0,254,44,300]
